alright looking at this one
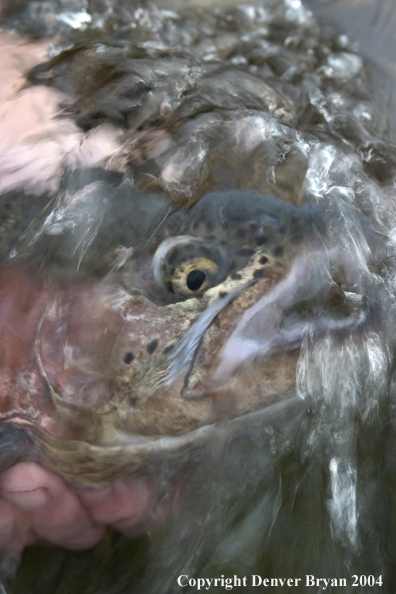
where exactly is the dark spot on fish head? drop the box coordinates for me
[124,352,135,364]
[253,269,265,279]
[256,236,267,246]
[259,256,268,265]
[163,344,175,354]
[273,246,284,257]
[129,396,138,406]
[219,291,228,298]
[147,339,159,354]
[231,272,242,281]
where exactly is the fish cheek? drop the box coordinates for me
[111,296,197,407]
[38,281,123,418]
[181,271,286,399]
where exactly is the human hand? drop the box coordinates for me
[0,462,169,556]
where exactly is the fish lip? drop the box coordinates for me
[116,392,307,448]
[27,393,308,485]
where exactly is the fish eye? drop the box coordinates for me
[171,257,218,295]
[152,236,228,297]
[187,269,206,291]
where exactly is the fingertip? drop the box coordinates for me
[0,462,64,513]
[79,477,155,527]
[0,462,64,496]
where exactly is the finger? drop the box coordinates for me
[0,462,105,550]
[78,477,156,535]
[0,499,33,555]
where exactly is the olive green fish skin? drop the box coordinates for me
[8,183,324,304]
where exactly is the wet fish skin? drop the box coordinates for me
[0,0,390,490]
[0,183,383,484]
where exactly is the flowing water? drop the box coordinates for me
[1,0,396,592]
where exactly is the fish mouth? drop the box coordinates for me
[30,394,307,485]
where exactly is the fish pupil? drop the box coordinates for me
[186,269,206,291]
